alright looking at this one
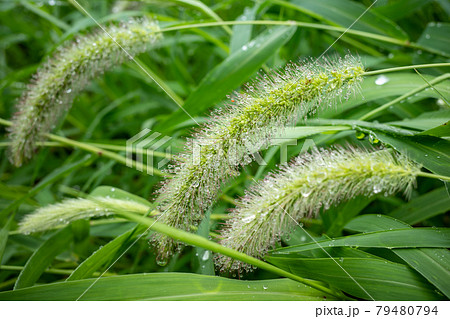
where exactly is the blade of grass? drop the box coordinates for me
[345,215,450,298]
[67,225,146,281]
[389,187,450,224]
[14,226,73,290]
[0,273,337,301]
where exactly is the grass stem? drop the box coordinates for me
[0,116,169,177]
[417,172,450,182]
[363,63,450,76]
[0,265,113,277]
[117,210,348,299]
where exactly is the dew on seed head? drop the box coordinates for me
[373,184,382,194]
[156,258,168,267]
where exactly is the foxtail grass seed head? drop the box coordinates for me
[18,197,150,234]
[215,146,421,273]
[152,55,365,264]
[8,18,161,166]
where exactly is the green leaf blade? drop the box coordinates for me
[14,227,73,290]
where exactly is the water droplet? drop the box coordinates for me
[242,215,255,223]
[242,45,248,51]
[66,89,72,93]
[368,134,379,144]
[156,258,168,267]
[263,285,268,290]
[355,132,365,140]
[373,184,382,194]
[300,188,312,197]
[375,75,389,86]
[202,250,210,261]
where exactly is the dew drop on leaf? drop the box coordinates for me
[375,75,389,86]
[202,250,210,261]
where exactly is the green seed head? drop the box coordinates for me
[18,197,149,234]
[8,18,161,166]
[215,146,421,273]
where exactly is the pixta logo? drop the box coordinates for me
[126,129,172,175]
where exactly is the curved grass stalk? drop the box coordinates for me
[8,18,161,166]
[15,197,345,298]
[157,20,447,57]
[152,55,365,264]
[117,211,346,299]
[363,63,450,76]
[216,146,422,273]
[1,117,168,177]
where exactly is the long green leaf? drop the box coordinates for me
[90,185,152,207]
[0,215,14,263]
[67,225,145,281]
[389,118,450,132]
[14,227,73,290]
[373,0,434,21]
[420,121,450,137]
[229,6,257,54]
[389,188,450,224]
[193,210,215,275]
[266,255,442,300]
[272,228,450,254]
[417,22,450,57]
[0,273,335,301]
[345,215,450,299]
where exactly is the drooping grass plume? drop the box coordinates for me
[152,55,365,264]
[215,146,421,273]
[8,18,161,166]
[18,197,149,234]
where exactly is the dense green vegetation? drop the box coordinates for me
[0,0,449,301]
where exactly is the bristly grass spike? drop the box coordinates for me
[215,146,422,273]
[8,18,161,166]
